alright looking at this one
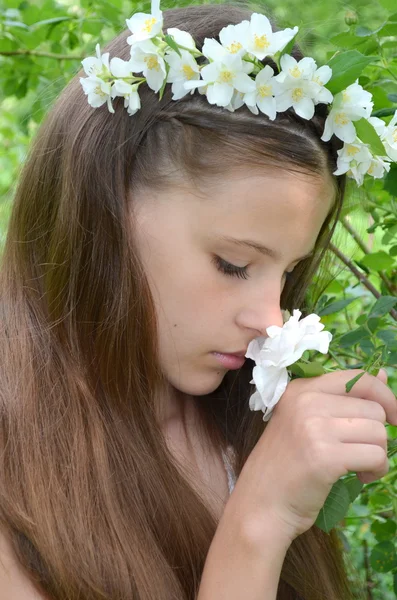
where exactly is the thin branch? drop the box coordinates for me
[0,49,84,60]
[341,217,395,296]
[363,538,375,600]
[329,242,397,321]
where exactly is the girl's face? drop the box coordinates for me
[132,170,335,406]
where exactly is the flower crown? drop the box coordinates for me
[79,0,397,187]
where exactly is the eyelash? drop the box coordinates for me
[212,255,295,281]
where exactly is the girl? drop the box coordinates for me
[1,3,396,599]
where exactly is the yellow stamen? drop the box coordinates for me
[144,55,160,71]
[258,84,272,98]
[392,128,397,144]
[289,66,302,78]
[292,88,304,102]
[219,70,234,83]
[182,64,196,79]
[94,85,106,98]
[254,34,270,50]
[312,75,322,85]
[347,145,360,156]
[143,17,157,34]
[342,91,350,103]
[335,112,349,126]
[227,42,243,54]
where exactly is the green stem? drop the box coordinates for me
[0,49,83,60]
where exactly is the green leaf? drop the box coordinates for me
[372,107,397,118]
[367,317,380,333]
[315,479,351,533]
[164,33,182,57]
[288,363,305,377]
[31,16,72,29]
[344,476,363,502]
[339,327,369,347]
[354,118,387,156]
[378,23,397,37]
[382,223,397,245]
[369,491,392,510]
[288,361,326,378]
[345,371,365,393]
[361,251,394,272]
[355,314,367,325]
[369,295,397,317]
[384,163,397,196]
[330,32,368,49]
[326,50,378,95]
[379,0,397,10]
[317,296,358,316]
[377,329,397,350]
[389,244,397,256]
[370,541,397,573]
[371,520,397,542]
[3,20,30,29]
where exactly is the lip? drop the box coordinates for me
[211,352,246,370]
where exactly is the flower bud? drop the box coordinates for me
[345,10,358,26]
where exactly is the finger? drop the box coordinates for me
[336,443,389,478]
[326,396,387,424]
[329,418,388,447]
[310,370,397,427]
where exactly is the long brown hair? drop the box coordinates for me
[0,3,364,599]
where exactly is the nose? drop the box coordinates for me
[236,299,285,338]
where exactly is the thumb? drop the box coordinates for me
[376,368,388,384]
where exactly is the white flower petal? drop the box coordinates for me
[110,57,133,78]
[166,27,197,51]
[293,95,315,120]
[202,37,227,61]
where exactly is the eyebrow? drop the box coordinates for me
[215,235,315,262]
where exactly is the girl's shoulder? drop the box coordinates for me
[0,527,46,599]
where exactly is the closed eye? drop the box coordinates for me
[212,255,295,281]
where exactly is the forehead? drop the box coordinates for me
[133,168,336,260]
[197,168,335,224]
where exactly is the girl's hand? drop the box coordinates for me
[231,369,396,544]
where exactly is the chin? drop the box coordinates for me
[169,369,227,397]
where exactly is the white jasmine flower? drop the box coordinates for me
[225,13,298,60]
[333,140,374,186]
[367,155,391,179]
[81,43,111,79]
[184,53,255,107]
[80,76,114,113]
[321,80,374,143]
[201,37,230,62]
[225,90,245,112]
[246,309,332,421]
[166,27,197,52]
[126,0,163,46]
[111,80,141,115]
[372,110,397,161]
[218,20,250,56]
[165,49,200,100]
[273,55,333,120]
[367,115,387,137]
[109,56,133,78]
[129,39,166,93]
[80,46,114,113]
[243,64,279,120]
